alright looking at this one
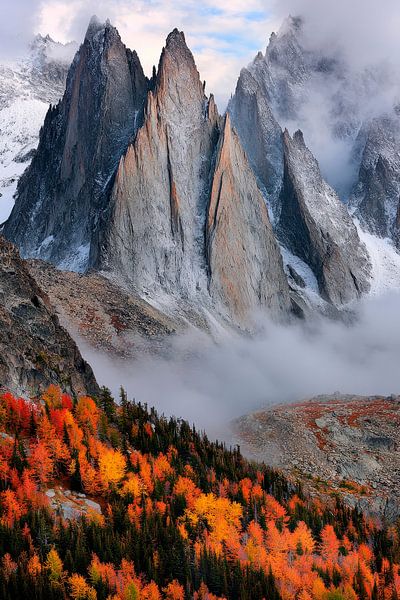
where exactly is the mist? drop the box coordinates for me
[79,291,400,441]
[269,0,400,198]
[0,0,44,59]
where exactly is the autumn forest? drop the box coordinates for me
[0,386,399,600]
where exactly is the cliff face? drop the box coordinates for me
[278,131,371,305]
[351,111,400,243]
[228,66,284,214]
[3,17,148,271]
[95,29,220,300]
[2,20,299,326]
[0,237,98,397]
[206,114,291,321]
[92,29,292,323]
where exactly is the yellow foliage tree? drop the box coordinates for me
[46,548,63,583]
[69,573,97,599]
[98,447,127,488]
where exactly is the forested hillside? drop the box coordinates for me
[0,386,399,599]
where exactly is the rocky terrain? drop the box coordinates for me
[27,259,180,358]
[45,487,102,522]
[0,236,98,397]
[235,394,400,520]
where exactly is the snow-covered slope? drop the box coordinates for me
[356,224,400,296]
[0,35,76,222]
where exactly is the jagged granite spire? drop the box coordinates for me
[92,29,292,323]
[206,114,291,321]
[351,110,400,243]
[228,67,284,213]
[277,130,371,305]
[4,21,296,326]
[3,17,148,271]
[93,27,220,302]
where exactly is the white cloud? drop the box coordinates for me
[80,292,400,439]
[32,0,279,109]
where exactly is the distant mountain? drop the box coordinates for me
[3,15,400,334]
[0,33,76,222]
[229,15,400,252]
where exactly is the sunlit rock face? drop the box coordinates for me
[93,29,292,323]
[96,29,220,301]
[206,114,291,321]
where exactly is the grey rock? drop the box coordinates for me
[96,29,219,304]
[277,130,371,305]
[228,67,284,213]
[351,110,400,243]
[0,236,99,397]
[206,113,292,321]
[4,17,148,271]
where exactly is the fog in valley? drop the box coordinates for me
[80,291,400,440]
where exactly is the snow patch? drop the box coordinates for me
[357,223,400,295]
[58,243,90,273]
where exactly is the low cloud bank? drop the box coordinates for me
[80,291,400,439]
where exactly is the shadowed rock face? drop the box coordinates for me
[228,67,284,213]
[351,111,400,243]
[278,130,371,305]
[0,237,99,397]
[3,17,148,271]
[206,114,291,321]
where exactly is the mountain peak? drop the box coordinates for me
[85,15,114,42]
[165,28,187,49]
[156,27,203,102]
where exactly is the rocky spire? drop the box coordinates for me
[94,27,220,304]
[228,67,284,213]
[351,111,400,243]
[277,130,371,305]
[206,114,291,321]
[3,16,148,271]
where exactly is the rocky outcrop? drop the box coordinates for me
[0,237,99,397]
[3,16,148,271]
[278,130,371,305]
[351,110,400,243]
[206,114,291,321]
[235,394,400,521]
[27,259,180,358]
[228,66,284,212]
